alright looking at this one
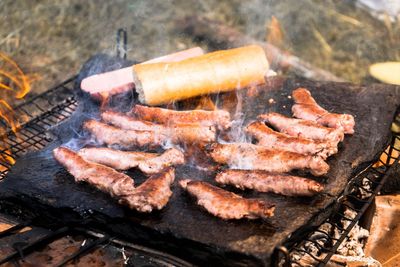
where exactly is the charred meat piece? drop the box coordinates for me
[131,104,231,130]
[53,147,135,197]
[292,88,355,134]
[258,113,344,146]
[78,147,185,174]
[207,143,329,176]
[246,121,337,159]
[83,120,163,149]
[179,179,275,219]
[120,167,175,212]
[101,110,216,144]
[215,170,324,197]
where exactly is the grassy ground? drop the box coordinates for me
[0,0,399,98]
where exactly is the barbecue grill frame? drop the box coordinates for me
[274,132,400,266]
[0,76,398,266]
[0,216,194,266]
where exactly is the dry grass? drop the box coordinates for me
[0,0,398,100]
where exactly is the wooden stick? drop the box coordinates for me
[177,16,345,82]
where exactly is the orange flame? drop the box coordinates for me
[0,149,15,165]
[0,100,18,133]
[0,52,31,98]
[0,52,32,173]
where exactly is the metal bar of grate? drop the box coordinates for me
[54,234,111,267]
[0,226,70,265]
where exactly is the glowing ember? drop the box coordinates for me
[374,144,400,168]
[0,51,32,173]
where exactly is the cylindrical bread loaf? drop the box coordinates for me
[133,45,269,106]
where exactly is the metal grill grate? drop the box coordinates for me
[0,219,193,267]
[275,132,400,266]
[0,77,77,178]
[0,75,193,266]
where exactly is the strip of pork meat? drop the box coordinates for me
[101,110,216,144]
[207,143,329,176]
[84,120,164,149]
[215,170,324,197]
[258,113,344,147]
[292,88,355,134]
[120,167,175,212]
[130,104,231,130]
[53,147,135,197]
[245,121,336,159]
[179,179,275,219]
[78,147,185,174]
[54,147,175,212]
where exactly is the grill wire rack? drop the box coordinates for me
[0,77,193,267]
[0,75,398,266]
[275,132,400,266]
[0,77,78,178]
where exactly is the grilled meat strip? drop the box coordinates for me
[215,170,324,197]
[258,112,344,146]
[246,121,336,159]
[207,143,329,176]
[131,104,231,130]
[84,120,163,149]
[292,88,355,134]
[78,147,185,174]
[101,110,216,143]
[179,179,275,219]
[54,147,174,212]
[53,147,135,197]
[102,110,159,131]
[120,167,175,212]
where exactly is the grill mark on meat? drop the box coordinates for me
[215,170,324,197]
[245,121,337,159]
[120,167,175,212]
[130,104,231,130]
[292,88,355,134]
[101,110,216,144]
[53,147,135,197]
[258,112,344,147]
[207,143,329,176]
[179,179,275,219]
[83,120,163,149]
[78,147,185,174]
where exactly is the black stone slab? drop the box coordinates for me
[0,56,399,266]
